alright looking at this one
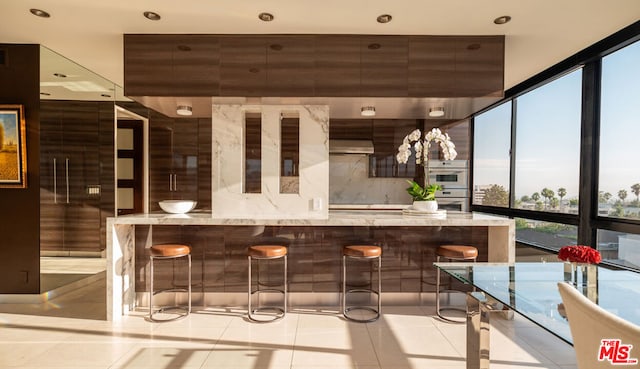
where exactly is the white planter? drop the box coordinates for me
[412,200,438,213]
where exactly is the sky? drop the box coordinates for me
[473,40,640,201]
[0,112,18,145]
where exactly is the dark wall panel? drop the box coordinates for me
[0,44,40,293]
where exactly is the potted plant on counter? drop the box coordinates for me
[396,128,457,212]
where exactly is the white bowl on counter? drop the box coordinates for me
[158,200,197,214]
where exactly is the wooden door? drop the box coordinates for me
[39,101,64,252]
[117,120,143,215]
[61,102,101,252]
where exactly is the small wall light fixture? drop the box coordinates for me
[428,107,445,117]
[176,105,193,116]
[361,106,376,117]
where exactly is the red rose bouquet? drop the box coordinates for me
[558,245,602,264]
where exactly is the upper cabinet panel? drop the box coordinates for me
[408,36,457,97]
[171,35,220,96]
[266,36,315,96]
[124,34,504,98]
[125,35,220,96]
[409,35,504,97]
[454,36,504,97]
[360,36,408,97]
[124,35,174,96]
[314,36,361,96]
[219,36,267,96]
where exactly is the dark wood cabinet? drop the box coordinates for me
[314,36,361,96]
[454,36,504,97]
[360,36,408,97]
[266,36,315,96]
[172,35,220,96]
[219,36,266,96]
[124,35,174,96]
[409,35,504,97]
[124,34,504,98]
[40,101,105,253]
[148,114,199,211]
[408,36,457,97]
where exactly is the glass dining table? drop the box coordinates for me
[433,262,640,369]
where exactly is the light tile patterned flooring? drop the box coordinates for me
[0,257,577,368]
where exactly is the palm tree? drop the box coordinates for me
[532,192,540,202]
[557,188,566,203]
[541,188,554,208]
[631,183,640,203]
[619,189,628,204]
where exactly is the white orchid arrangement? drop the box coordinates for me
[396,128,457,201]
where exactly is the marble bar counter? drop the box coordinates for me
[106,210,515,321]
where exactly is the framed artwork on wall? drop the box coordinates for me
[0,104,27,188]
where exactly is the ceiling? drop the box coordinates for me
[2,1,639,118]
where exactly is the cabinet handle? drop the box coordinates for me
[169,174,173,192]
[53,158,57,204]
[65,158,70,204]
[173,174,177,191]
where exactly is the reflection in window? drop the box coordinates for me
[597,229,640,270]
[599,40,640,220]
[473,102,511,207]
[244,112,261,193]
[280,112,299,194]
[514,69,582,213]
[515,218,577,250]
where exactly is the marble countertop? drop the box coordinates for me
[108,210,512,227]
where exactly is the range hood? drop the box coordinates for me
[329,139,375,155]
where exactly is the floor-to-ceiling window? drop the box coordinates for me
[596,39,640,268]
[471,22,640,271]
[473,102,511,207]
[514,69,582,214]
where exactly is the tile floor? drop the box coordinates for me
[0,274,577,369]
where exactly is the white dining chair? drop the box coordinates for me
[557,281,640,368]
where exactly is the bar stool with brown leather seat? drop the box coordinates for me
[247,244,288,322]
[435,244,478,323]
[149,243,192,322]
[342,245,382,322]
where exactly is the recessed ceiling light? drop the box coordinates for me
[176,105,193,116]
[30,8,50,18]
[429,107,445,117]
[377,14,392,24]
[493,15,511,25]
[53,73,67,78]
[258,12,274,22]
[361,106,376,117]
[143,11,161,21]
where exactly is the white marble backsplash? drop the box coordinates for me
[329,154,412,205]
[212,104,329,219]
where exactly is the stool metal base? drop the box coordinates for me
[248,255,287,323]
[149,253,192,323]
[436,255,474,324]
[342,255,381,323]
